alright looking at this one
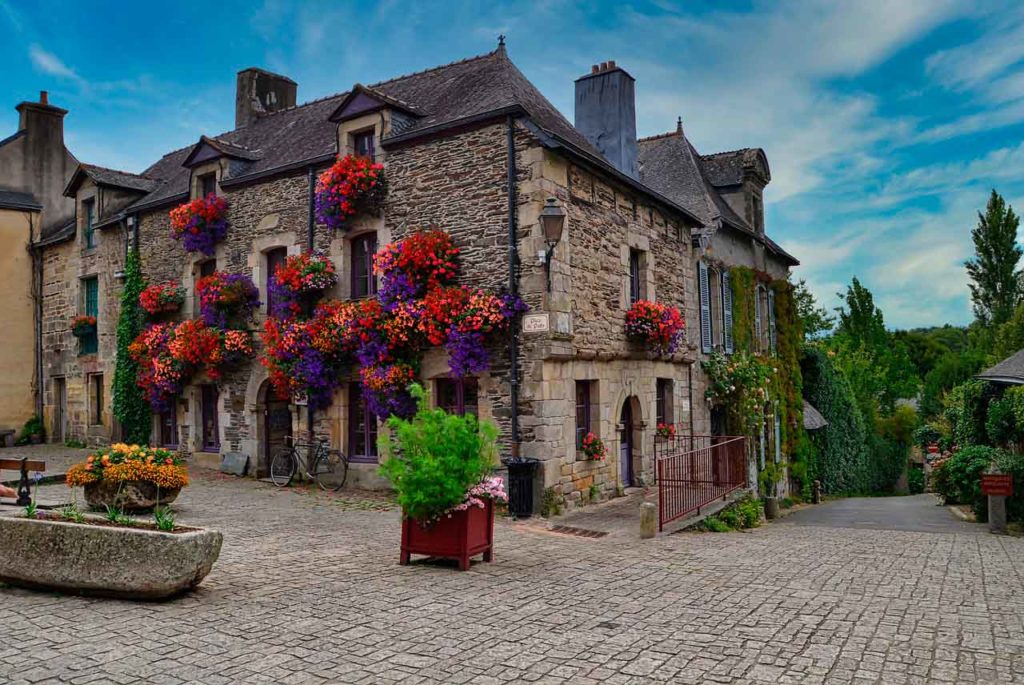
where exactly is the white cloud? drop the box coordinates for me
[28,44,82,84]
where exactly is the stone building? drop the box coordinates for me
[2,44,799,506]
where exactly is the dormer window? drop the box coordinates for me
[199,172,217,198]
[351,130,375,161]
[83,198,96,249]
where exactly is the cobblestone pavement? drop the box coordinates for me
[2,470,1024,685]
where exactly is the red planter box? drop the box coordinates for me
[400,499,494,571]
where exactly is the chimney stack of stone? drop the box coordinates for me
[235,68,297,128]
[574,60,638,180]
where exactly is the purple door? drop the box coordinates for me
[620,401,634,487]
[201,385,220,452]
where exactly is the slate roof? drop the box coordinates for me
[803,400,828,431]
[977,350,1024,385]
[700,148,766,187]
[65,163,158,197]
[0,188,41,211]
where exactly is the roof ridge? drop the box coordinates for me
[367,49,499,89]
[701,147,753,159]
[82,162,156,180]
[638,130,680,143]
[251,89,349,121]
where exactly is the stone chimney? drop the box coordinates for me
[574,61,638,180]
[14,91,75,228]
[235,68,297,128]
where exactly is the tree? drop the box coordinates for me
[792,278,834,339]
[112,248,152,444]
[965,189,1021,326]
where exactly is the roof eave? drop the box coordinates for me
[381,105,527,148]
[976,374,1024,385]
[0,199,42,212]
[219,153,336,189]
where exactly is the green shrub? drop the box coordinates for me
[736,496,762,528]
[992,451,1024,523]
[945,380,996,448]
[379,384,498,522]
[986,397,1018,447]
[907,467,925,494]
[935,446,1001,520]
[15,415,44,445]
[912,424,941,450]
[702,516,731,533]
[112,249,152,445]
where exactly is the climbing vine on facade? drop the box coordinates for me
[112,249,152,444]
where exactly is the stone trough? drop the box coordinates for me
[0,513,222,600]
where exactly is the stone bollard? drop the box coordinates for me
[812,480,822,504]
[989,495,1008,535]
[640,502,656,539]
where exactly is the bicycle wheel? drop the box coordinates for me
[313,450,348,492]
[269,448,297,487]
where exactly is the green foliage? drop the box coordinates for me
[23,500,37,519]
[986,397,1018,446]
[878,405,917,447]
[907,467,925,495]
[771,280,805,457]
[865,434,909,494]
[56,502,86,523]
[792,278,834,340]
[703,351,774,436]
[379,384,498,522]
[729,266,757,353]
[701,516,731,532]
[15,415,44,445]
[758,460,783,498]
[990,302,1024,363]
[64,439,87,449]
[994,451,1024,522]
[800,346,870,494]
[934,445,998,509]
[103,504,133,527]
[945,380,996,448]
[153,506,176,532]
[112,249,152,445]
[703,496,761,532]
[919,350,986,419]
[912,424,941,450]
[541,487,563,517]
[966,189,1021,326]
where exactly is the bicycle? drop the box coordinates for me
[270,435,349,491]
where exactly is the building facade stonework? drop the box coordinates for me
[2,46,799,508]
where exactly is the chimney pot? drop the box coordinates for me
[608,60,616,69]
[39,91,48,105]
[591,64,599,74]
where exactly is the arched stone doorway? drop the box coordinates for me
[257,380,292,478]
[619,396,643,487]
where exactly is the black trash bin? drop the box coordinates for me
[502,456,539,518]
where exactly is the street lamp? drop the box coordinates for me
[538,198,565,292]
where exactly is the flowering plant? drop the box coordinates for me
[360,362,417,419]
[581,432,607,460]
[451,476,508,513]
[196,272,260,328]
[269,252,338,318]
[375,229,459,308]
[625,300,686,354]
[66,444,188,490]
[702,351,775,436]
[656,422,676,439]
[169,194,229,255]
[70,315,97,337]
[420,287,523,377]
[139,281,185,316]
[260,316,343,411]
[314,155,386,232]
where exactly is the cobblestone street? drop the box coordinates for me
[2,468,1023,684]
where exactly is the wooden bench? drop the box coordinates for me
[0,458,46,506]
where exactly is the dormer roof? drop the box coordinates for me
[181,135,263,168]
[63,163,157,198]
[328,84,424,122]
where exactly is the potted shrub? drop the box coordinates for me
[67,444,189,512]
[15,415,44,445]
[760,461,782,519]
[70,314,97,338]
[139,281,186,316]
[379,384,506,571]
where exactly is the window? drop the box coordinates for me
[159,409,178,449]
[351,130,375,161]
[265,248,288,315]
[698,261,712,354]
[628,248,642,305]
[575,380,593,449]
[754,285,765,353]
[348,383,379,463]
[721,270,734,354]
[198,172,217,198]
[200,385,220,452]
[83,199,96,249]
[767,288,777,355]
[80,277,99,355]
[195,259,217,314]
[656,379,673,428]
[89,374,103,426]
[199,259,217,278]
[351,233,377,299]
[436,378,479,417]
[708,267,722,349]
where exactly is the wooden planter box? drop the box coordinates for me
[400,499,494,571]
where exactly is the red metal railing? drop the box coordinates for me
[656,435,748,530]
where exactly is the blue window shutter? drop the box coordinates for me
[768,288,777,354]
[698,261,712,354]
[722,270,733,354]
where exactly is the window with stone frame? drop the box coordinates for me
[656,378,673,428]
[80,276,99,355]
[83,198,96,249]
[200,384,220,452]
[193,258,217,314]
[159,408,178,449]
[350,232,377,299]
[575,380,596,450]
[264,247,288,315]
[628,248,645,305]
[348,382,379,463]
[198,172,217,198]
[351,129,375,161]
[435,378,479,417]
[89,374,103,426]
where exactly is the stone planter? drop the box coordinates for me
[400,499,494,571]
[0,513,222,599]
[84,479,180,513]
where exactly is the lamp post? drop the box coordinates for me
[539,197,565,292]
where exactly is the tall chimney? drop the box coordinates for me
[14,92,75,230]
[235,68,297,128]
[574,61,638,179]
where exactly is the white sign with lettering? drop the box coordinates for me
[522,313,550,333]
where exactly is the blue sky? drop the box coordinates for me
[3,0,1023,330]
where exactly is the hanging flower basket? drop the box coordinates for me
[374,228,459,308]
[314,155,386,232]
[625,300,686,355]
[139,281,186,316]
[581,432,607,460]
[269,252,338,318]
[70,315,97,338]
[196,272,260,328]
[169,194,229,256]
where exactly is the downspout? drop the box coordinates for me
[29,214,43,423]
[687,363,694,449]
[506,115,520,459]
[306,165,316,444]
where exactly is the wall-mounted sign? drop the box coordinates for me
[523,313,550,333]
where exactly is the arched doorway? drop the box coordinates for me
[619,397,641,487]
[258,380,292,478]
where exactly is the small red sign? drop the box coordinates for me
[981,474,1013,497]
